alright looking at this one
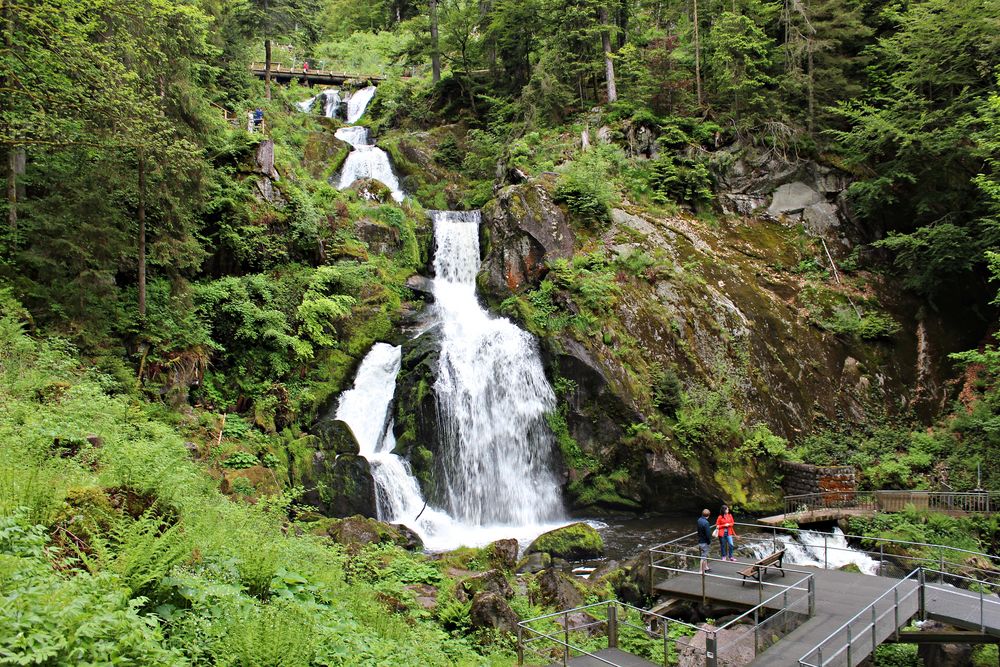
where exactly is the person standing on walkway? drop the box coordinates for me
[247,109,255,133]
[697,509,713,573]
[716,505,737,561]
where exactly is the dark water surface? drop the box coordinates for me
[589,515,696,561]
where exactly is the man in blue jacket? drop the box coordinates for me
[697,509,713,573]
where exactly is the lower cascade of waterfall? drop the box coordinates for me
[331,211,567,551]
[745,527,880,575]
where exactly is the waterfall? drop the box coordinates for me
[323,89,342,118]
[745,528,880,575]
[346,86,377,124]
[431,210,564,525]
[333,100,404,202]
[329,212,567,550]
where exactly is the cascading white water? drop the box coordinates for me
[323,87,404,202]
[431,210,565,525]
[323,89,342,118]
[346,86,377,124]
[745,528,880,575]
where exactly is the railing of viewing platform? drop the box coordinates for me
[651,522,1000,587]
[647,543,816,667]
[798,567,1000,667]
[516,599,706,666]
[783,490,999,516]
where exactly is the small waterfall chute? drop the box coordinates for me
[744,528,880,575]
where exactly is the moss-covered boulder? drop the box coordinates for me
[311,514,423,551]
[303,131,350,181]
[534,568,586,609]
[469,591,520,633]
[516,551,552,574]
[485,538,519,571]
[526,522,604,560]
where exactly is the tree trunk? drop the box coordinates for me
[693,0,702,107]
[599,6,618,103]
[430,0,441,83]
[3,0,13,230]
[6,148,15,230]
[138,150,146,320]
[264,38,272,100]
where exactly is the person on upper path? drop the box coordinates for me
[716,504,737,561]
[697,508,713,573]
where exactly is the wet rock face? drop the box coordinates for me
[391,328,443,502]
[312,453,377,518]
[486,538,519,571]
[460,569,514,600]
[480,180,575,297]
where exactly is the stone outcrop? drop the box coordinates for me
[355,217,403,255]
[480,179,575,296]
[485,538,519,571]
[533,569,585,609]
[460,569,514,600]
[781,462,856,498]
[469,592,520,633]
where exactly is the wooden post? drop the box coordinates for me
[608,603,618,648]
[563,611,569,666]
[516,626,523,665]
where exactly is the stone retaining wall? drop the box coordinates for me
[782,461,856,496]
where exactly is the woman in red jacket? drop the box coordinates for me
[716,505,737,561]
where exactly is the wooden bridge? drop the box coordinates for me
[517,525,1000,667]
[250,62,384,86]
[758,489,999,526]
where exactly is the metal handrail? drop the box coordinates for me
[784,490,998,516]
[517,599,706,666]
[650,522,1000,571]
[798,568,922,667]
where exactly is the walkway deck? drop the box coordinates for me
[757,509,875,527]
[250,63,384,85]
[653,560,1000,667]
[555,648,658,666]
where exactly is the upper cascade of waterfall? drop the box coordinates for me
[346,86,377,124]
[430,210,564,526]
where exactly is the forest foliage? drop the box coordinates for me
[2,0,1000,661]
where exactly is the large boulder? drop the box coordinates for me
[312,515,423,551]
[480,179,575,299]
[533,569,585,609]
[308,453,377,518]
[516,551,552,574]
[460,569,514,600]
[469,591,520,633]
[303,132,350,180]
[526,522,604,560]
[486,538,519,571]
[349,177,393,204]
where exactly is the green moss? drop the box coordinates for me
[526,522,604,560]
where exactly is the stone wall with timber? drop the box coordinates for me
[782,462,856,497]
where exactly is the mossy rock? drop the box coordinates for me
[311,514,423,551]
[525,522,604,560]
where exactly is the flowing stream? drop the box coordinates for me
[745,527,880,575]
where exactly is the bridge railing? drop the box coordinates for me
[798,567,1000,667]
[516,599,705,666]
[784,490,998,516]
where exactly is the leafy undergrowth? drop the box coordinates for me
[0,307,514,666]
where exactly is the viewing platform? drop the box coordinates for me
[518,523,1000,667]
[759,490,999,526]
[250,62,384,86]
